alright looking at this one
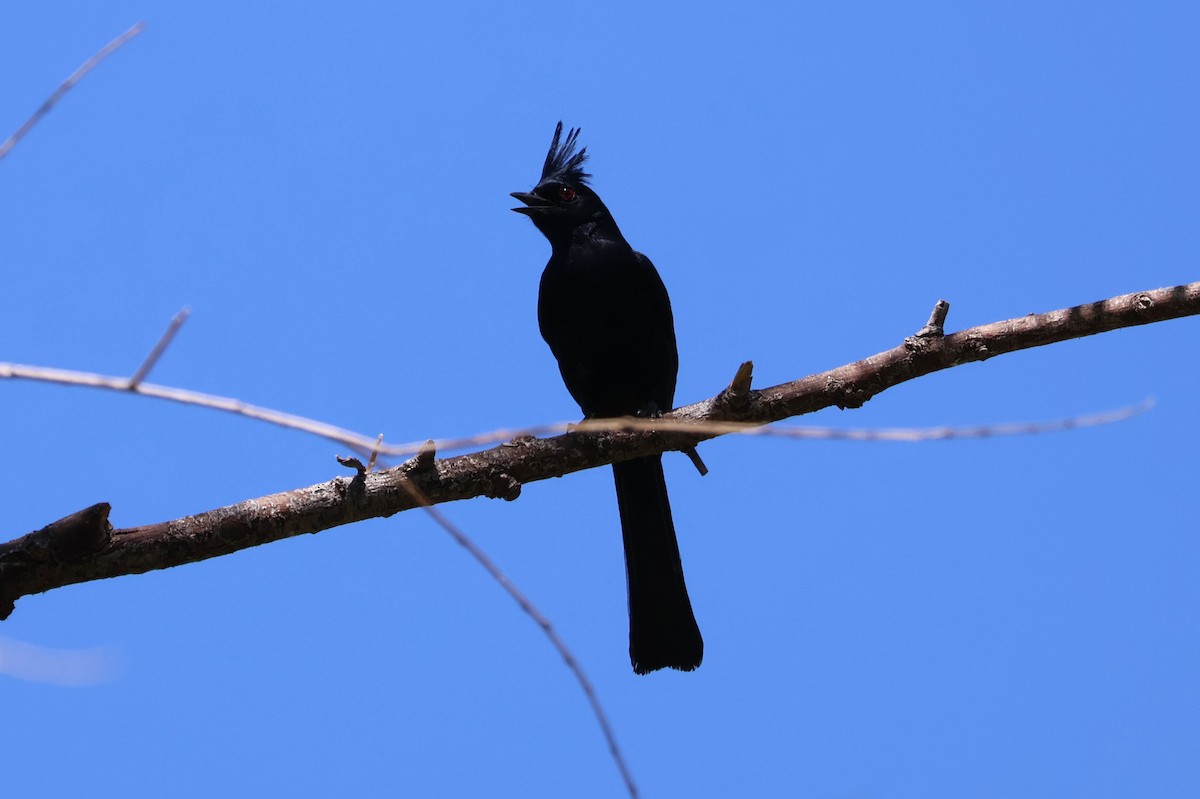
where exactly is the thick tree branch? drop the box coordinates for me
[1,282,1196,617]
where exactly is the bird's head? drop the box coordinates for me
[511,122,612,244]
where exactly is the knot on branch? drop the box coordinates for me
[961,333,992,362]
[484,473,522,502]
[826,374,871,410]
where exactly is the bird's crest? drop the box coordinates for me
[541,121,591,186]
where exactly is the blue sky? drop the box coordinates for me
[2,3,1197,797]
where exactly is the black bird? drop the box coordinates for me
[511,123,703,674]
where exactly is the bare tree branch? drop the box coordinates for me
[1,281,1196,618]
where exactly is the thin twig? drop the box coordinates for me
[128,307,190,388]
[10,280,1189,457]
[400,481,639,799]
[378,401,1155,456]
[0,362,1155,457]
[0,361,380,458]
[366,434,384,473]
[0,22,145,164]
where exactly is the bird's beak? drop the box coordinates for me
[510,191,551,216]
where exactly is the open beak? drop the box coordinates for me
[510,191,551,216]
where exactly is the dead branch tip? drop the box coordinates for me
[0,503,116,619]
[336,455,367,476]
[717,361,754,411]
[682,446,709,476]
[366,433,385,473]
[0,502,112,571]
[916,299,951,338]
[129,307,191,389]
[407,439,437,472]
[46,503,112,562]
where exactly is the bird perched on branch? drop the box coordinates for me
[511,122,703,674]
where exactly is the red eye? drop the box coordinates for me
[558,186,576,201]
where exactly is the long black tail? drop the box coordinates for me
[612,455,703,674]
